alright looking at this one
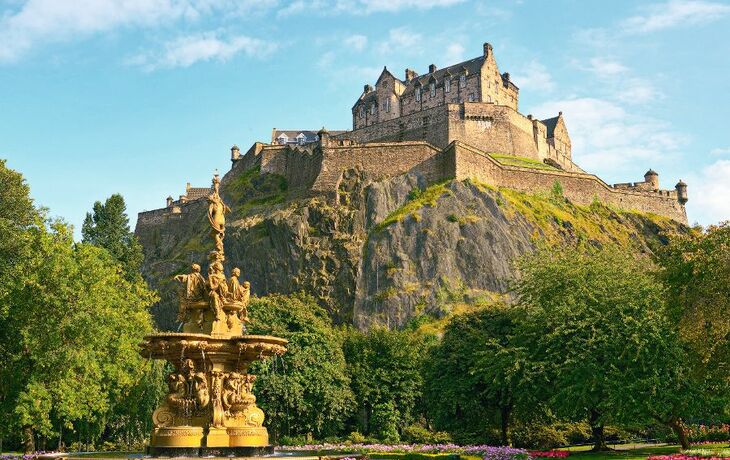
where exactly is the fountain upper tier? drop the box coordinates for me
[139,333,288,364]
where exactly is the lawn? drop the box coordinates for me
[563,444,681,460]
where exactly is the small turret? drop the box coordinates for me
[675,180,688,205]
[231,144,240,161]
[644,169,659,191]
[318,127,329,146]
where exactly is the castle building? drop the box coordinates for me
[139,42,689,226]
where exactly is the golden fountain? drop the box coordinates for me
[139,174,287,457]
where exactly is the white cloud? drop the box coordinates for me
[277,0,464,16]
[687,159,730,225]
[344,34,368,51]
[444,42,465,63]
[377,27,423,54]
[621,0,730,34]
[710,147,730,156]
[127,32,275,70]
[0,0,272,63]
[512,60,555,92]
[529,97,686,174]
[585,57,629,76]
[359,0,464,13]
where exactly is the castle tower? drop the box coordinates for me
[231,145,240,161]
[644,169,659,191]
[675,180,688,205]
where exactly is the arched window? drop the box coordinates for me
[415,87,421,102]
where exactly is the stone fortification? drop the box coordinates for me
[138,41,688,228]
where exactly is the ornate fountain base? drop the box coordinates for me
[140,333,287,457]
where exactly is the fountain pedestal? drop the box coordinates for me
[139,174,288,457]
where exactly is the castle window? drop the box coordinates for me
[359,106,365,118]
[370,104,376,115]
[445,79,451,93]
[384,98,391,113]
[459,75,466,88]
[430,82,435,97]
[415,87,421,102]
[468,93,475,102]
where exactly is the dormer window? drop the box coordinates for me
[445,79,451,93]
[459,75,466,88]
[430,82,436,97]
[415,87,421,102]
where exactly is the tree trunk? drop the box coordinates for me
[668,419,689,450]
[500,405,512,446]
[22,426,35,453]
[589,410,610,452]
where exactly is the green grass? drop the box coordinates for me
[563,444,680,460]
[372,180,452,233]
[489,153,558,171]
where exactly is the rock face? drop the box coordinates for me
[136,165,685,331]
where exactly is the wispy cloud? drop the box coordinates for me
[127,32,275,71]
[621,0,730,34]
[512,60,555,92]
[529,97,686,175]
[711,147,730,156]
[443,42,465,63]
[377,27,423,54]
[344,34,368,51]
[277,0,464,16]
[584,57,629,76]
[0,0,272,63]
[688,159,730,224]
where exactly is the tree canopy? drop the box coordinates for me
[82,194,143,281]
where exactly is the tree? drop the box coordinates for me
[0,219,158,452]
[512,245,684,451]
[82,194,143,281]
[247,293,354,440]
[658,223,730,371]
[342,327,429,440]
[424,304,521,445]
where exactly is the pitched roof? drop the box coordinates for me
[541,116,560,138]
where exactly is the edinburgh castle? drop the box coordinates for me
[139,42,689,227]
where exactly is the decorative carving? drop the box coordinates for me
[207,174,230,255]
[174,264,207,323]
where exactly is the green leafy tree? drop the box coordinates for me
[659,223,730,370]
[424,304,521,445]
[82,194,143,281]
[0,219,158,452]
[247,293,354,440]
[342,327,429,439]
[512,245,685,451]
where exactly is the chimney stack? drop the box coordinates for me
[405,68,418,82]
[429,64,437,73]
[483,42,493,57]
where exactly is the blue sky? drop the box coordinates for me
[1,0,729,234]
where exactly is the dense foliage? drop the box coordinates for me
[247,293,355,441]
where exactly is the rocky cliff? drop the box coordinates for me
[136,163,685,331]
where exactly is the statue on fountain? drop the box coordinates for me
[140,173,287,457]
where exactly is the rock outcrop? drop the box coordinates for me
[136,165,685,331]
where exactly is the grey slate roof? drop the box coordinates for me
[542,116,560,138]
[273,130,346,144]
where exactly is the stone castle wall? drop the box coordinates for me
[449,142,687,222]
[341,102,581,173]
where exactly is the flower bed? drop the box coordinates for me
[280,443,533,460]
[528,450,570,458]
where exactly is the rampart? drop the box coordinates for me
[448,142,687,222]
